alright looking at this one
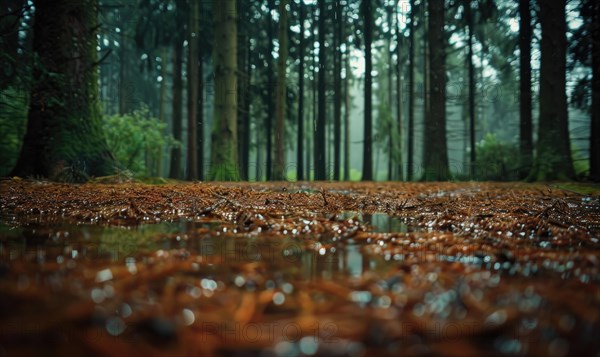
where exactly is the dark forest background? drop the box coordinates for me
[0,0,598,182]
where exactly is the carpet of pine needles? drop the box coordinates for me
[0,178,599,356]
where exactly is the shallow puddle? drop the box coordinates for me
[336,211,413,233]
[0,217,389,282]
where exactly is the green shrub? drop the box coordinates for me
[102,107,178,177]
[474,133,520,181]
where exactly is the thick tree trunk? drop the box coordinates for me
[423,0,449,181]
[590,0,600,181]
[209,0,239,180]
[297,0,305,181]
[528,0,574,181]
[407,0,415,181]
[315,0,327,180]
[186,0,199,181]
[273,0,288,180]
[362,0,373,181]
[518,0,533,179]
[11,0,114,181]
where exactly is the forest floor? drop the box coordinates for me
[0,179,599,356]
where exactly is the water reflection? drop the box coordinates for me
[336,211,412,233]
[0,218,387,281]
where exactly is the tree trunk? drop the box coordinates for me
[387,5,394,181]
[237,0,249,180]
[423,0,449,181]
[273,0,288,180]
[169,37,183,179]
[209,0,239,180]
[297,0,305,181]
[590,0,600,181]
[197,36,204,180]
[310,8,317,180]
[422,1,431,179]
[333,0,342,181]
[344,12,351,182]
[362,0,373,181]
[11,0,114,181]
[186,0,199,181]
[528,0,574,181]
[157,46,168,177]
[118,29,127,115]
[315,0,327,180]
[407,0,415,181]
[518,0,533,179]
[465,0,476,178]
[395,0,403,181]
[266,0,274,180]
[241,27,251,181]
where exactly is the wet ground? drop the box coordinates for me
[0,179,599,356]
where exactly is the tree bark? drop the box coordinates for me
[118,29,127,115]
[266,0,274,180]
[590,0,600,181]
[297,0,305,181]
[209,0,239,180]
[518,0,532,179]
[186,0,199,181]
[333,0,342,181]
[157,46,168,177]
[197,34,204,180]
[387,5,394,181]
[315,0,327,180]
[241,25,251,181]
[407,0,415,181]
[11,0,114,181]
[423,0,449,181]
[237,0,250,180]
[273,0,288,180]
[528,0,574,181]
[465,0,476,178]
[343,10,351,182]
[395,0,403,181]
[169,37,183,179]
[362,0,373,181]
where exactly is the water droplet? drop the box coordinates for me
[273,292,285,305]
[95,268,113,283]
[119,303,132,318]
[485,310,507,326]
[91,288,105,303]
[299,336,318,355]
[182,308,195,326]
[106,316,126,336]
